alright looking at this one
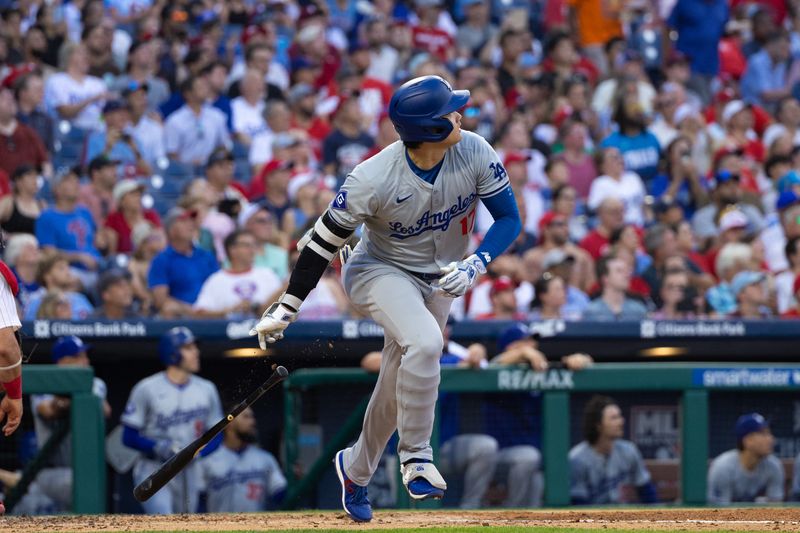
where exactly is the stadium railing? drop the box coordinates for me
[282,363,800,508]
[6,366,106,514]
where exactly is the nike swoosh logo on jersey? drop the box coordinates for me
[396,194,413,204]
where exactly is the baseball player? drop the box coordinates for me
[569,395,657,505]
[707,413,784,504]
[0,258,22,447]
[121,327,223,514]
[251,75,521,522]
[199,407,287,512]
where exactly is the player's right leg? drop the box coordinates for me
[35,467,73,509]
[336,337,403,522]
[497,445,542,507]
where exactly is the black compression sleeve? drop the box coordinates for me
[285,246,330,303]
[284,212,354,305]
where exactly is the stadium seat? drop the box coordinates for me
[163,161,193,181]
[234,159,251,184]
[231,141,249,160]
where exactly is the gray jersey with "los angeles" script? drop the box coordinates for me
[327,131,510,273]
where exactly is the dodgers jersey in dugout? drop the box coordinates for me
[121,372,223,447]
[200,445,287,512]
[327,131,511,273]
[569,440,651,504]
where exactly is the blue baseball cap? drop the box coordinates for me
[496,323,538,353]
[52,336,91,363]
[776,190,800,211]
[735,413,769,441]
[730,270,766,297]
[777,170,800,193]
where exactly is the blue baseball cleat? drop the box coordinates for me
[334,450,372,522]
[401,461,447,500]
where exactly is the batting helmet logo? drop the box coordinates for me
[158,326,196,367]
[388,76,470,143]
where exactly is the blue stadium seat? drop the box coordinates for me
[231,141,249,160]
[56,123,90,145]
[164,160,193,180]
[234,159,251,184]
[151,193,180,217]
[52,154,80,172]
[55,138,82,156]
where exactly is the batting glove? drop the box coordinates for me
[437,254,486,298]
[339,244,353,265]
[249,301,298,349]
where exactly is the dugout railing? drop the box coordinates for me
[10,366,106,514]
[282,362,800,508]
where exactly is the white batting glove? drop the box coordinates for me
[153,440,180,461]
[437,254,486,298]
[249,301,298,349]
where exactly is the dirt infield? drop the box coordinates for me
[5,508,800,532]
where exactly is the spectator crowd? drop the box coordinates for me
[3,0,800,322]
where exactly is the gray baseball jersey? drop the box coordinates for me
[32,377,107,468]
[569,440,651,504]
[707,449,784,504]
[121,372,222,446]
[327,131,510,273]
[200,445,287,512]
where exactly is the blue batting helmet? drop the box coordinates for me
[388,76,470,143]
[52,336,90,363]
[158,327,196,367]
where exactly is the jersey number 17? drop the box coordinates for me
[460,207,477,235]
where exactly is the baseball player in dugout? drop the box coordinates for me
[707,413,784,504]
[250,75,522,521]
[198,406,288,512]
[121,327,223,514]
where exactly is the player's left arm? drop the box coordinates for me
[629,442,658,503]
[437,139,522,298]
[265,453,288,508]
[765,456,785,502]
[199,385,225,457]
[471,136,522,265]
[569,455,592,505]
[438,186,521,298]
[475,186,522,266]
